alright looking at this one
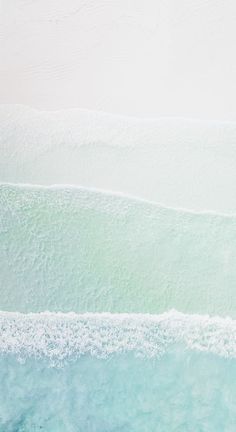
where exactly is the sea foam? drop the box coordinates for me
[0,310,235,362]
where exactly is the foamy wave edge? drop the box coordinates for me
[0,310,235,363]
[2,182,236,218]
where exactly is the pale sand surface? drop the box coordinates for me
[1,0,236,120]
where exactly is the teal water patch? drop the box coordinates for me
[1,352,236,432]
[1,184,236,316]
[0,311,235,432]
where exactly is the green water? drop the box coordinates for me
[1,183,236,316]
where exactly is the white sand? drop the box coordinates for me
[1,0,236,120]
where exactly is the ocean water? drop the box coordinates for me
[0,311,235,431]
[1,107,236,430]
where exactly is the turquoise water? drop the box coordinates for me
[0,311,235,431]
[1,177,236,429]
[1,352,236,432]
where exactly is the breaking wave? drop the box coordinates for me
[0,310,236,362]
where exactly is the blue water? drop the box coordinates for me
[1,350,236,432]
[0,311,235,431]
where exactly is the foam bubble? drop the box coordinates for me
[0,310,235,363]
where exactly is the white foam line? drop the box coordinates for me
[0,310,235,362]
[2,182,236,218]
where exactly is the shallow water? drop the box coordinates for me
[1,105,236,213]
[1,183,236,317]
